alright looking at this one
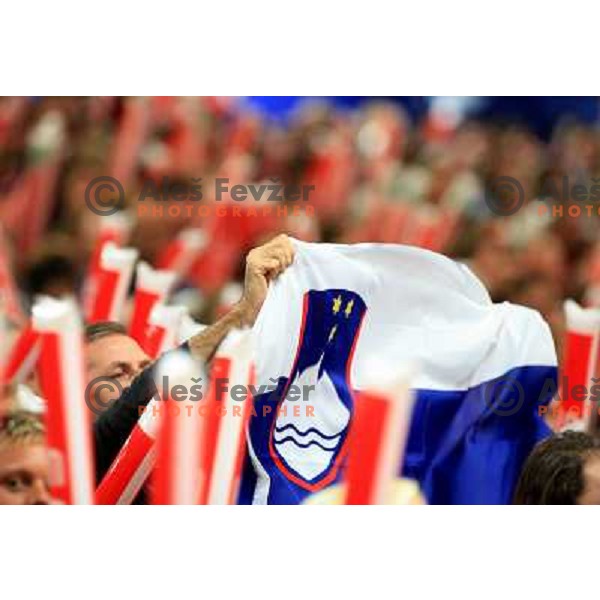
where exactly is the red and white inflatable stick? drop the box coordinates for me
[3,322,40,383]
[32,298,95,504]
[197,355,230,505]
[95,398,161,505]
[177,314,206,345]
[152,351,206,504]
[345,366,415,505]
[109,97,152,188]
[128,262,176,349]
[0,226,25,325]
[145,304,188,359]
[83,212,132,316]
[92,211,132,255]
[155,228,207,283]
[585,245,600,308]
[86,243,138,323]
[559,300,600,430]
[206,330,254,505]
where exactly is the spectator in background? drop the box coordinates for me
[23,249,78,300]
[0,387,50,505]
[84,321,151,407]
[514,432,600,504]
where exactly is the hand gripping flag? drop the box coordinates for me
[241,240,558,505]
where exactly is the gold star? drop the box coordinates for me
[332,295,342,315]
[328,325,337,342]
[344,299,354,318]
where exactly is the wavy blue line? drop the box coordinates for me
[274,423,344,440]
[274,436,339,451]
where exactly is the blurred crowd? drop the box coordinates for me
[1,96,600,505]
[1,96,600,363]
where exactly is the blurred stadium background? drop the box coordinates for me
[1,96,599,368]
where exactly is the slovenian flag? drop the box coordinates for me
[241,240,558,504]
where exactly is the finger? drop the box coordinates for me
[279,242,294,267]
[260,248,287,269]
[280,237,295,265]
[268,234,292,252]
[265,242,294,268]
[260,257,283,277]
[250,236,294,273]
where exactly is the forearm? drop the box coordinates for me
[187,303,248,363]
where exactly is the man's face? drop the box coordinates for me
[579,456,600,505]
[85,334,151,409]
[0,443,51,505]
